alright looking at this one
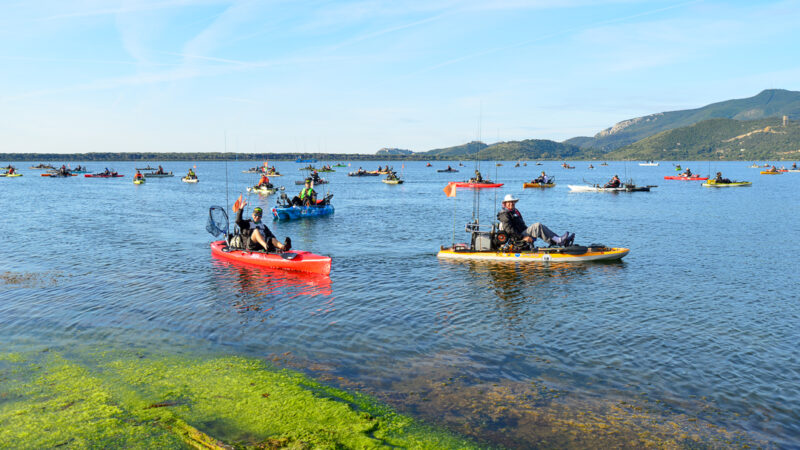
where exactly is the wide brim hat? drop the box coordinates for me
[502,194,519,203]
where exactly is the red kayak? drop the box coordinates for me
[664,176,709,181]
[85,173,124,178]
[453,182,504,188]
[210,240,331,275]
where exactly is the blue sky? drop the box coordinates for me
[1,0,798,154]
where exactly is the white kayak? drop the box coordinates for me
[568,184,653,192]
[182,177,199,183]
[247,185,278,195]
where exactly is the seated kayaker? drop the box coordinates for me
[234,203,290,252]
[310,171,322,183]
[681,168,692,177]
[446,165,453,171]
[256,174,271,188]
[497,194,573,247]
[604,175,621,188]
[792,163,797,170]
[104,167,110,175]
[133,170,144,181]
[7,166,14,175]
[187,168,196,179]
[714,172,731,183]
[292,179,317,206]
[470,170,484,183]
[157,165,165,174]
[533,171,550,184]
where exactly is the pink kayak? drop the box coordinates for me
[210,240,331,275]
[453,182,504,188]
[664,176,709,181]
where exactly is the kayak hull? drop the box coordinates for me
[247,186,277,195]
[664,176,708,181]
[437,169,459,173]
[133,179,145,184]
[523,182,555,188]
[702,181,752,187]
[568,184,651,192]
[0,173,23,177]
[85,174,124,178]
[272,204,334,221]
[143,172,174,178]
[453,182,504,188]
[210,240,331,275]
[759,171,782,175]
[437,246,629,262]
[382,179,403,184]
[182,177,199,183]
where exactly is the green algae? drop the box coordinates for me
[0,349,479,449]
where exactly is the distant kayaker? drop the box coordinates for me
[472,170,484,183]
[235,203,290,252]
[497,194,573,247]
[533,171,550,184]
[187,168,196,179]
[714,172,731,183]
[681,168,693,177]
[257,173,271,188]
[7,166,14,175]
[104,167,110,175]
[157,165,165,175]
[446,165,453,171]
[292,179,317,206]
[792,163,797,170]
[133,170,144,181]
[604,175,621,188]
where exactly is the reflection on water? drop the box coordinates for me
[210,258,333,323]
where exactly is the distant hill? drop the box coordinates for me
[571,89,800,151]
[417,139,591,160]
[376,148,413,155]
[607,117,800,160]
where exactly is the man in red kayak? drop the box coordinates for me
[235,202,290,252]
[497,194,573,247]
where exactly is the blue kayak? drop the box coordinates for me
[272,204,334,221]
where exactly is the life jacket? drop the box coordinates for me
[300,187,315,200]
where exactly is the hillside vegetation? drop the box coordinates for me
[570,89,800,151]
[608,117,800,160]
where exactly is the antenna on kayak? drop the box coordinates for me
[224,131,230,232]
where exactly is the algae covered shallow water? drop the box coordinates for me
[1,160,799,447]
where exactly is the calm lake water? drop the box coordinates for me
[2,160,798,447]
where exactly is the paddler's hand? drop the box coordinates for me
[523,237,534,243]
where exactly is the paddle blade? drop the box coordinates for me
[232,194,243,212]
[443,182,456,197]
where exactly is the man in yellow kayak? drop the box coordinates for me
[497,194,573,247]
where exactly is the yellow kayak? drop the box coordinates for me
[760,171,782,175]
[523,182,555,188]
[133,178,145,184]
[702,180,752,187]
[437,245,629,262]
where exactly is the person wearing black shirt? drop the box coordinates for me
[235,202,290,252]
[497,194,573,247]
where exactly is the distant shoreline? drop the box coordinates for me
[0,153,785,162]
